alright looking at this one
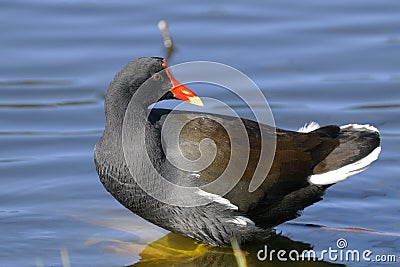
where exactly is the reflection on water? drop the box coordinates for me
[85,219,400,266]
[96,232,343,267]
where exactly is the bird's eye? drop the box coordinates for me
[152,73,162,81]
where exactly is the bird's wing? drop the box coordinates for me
[150,109,339,213]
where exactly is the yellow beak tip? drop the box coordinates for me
[188,96,204,107]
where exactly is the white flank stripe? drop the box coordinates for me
[227,216,255,226]
[197,190,238,210]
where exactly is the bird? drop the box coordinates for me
[94,57,381,246]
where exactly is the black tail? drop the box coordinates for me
[309,124,381,185]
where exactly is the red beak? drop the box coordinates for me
[162,60,204,106]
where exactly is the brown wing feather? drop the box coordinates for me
[157,111,339,213]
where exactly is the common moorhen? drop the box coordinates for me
[94,57,381,246]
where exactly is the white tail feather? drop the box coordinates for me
[309,146,381,185]
[298,121,320,133]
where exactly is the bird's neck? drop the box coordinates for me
[97,82,150,171]
[103,83,148,139]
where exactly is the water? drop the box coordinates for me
[1,1,399,266]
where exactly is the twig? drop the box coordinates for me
[231,238,248,267]
[158,20,175,61]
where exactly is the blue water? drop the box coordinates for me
[1,1,399,266]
